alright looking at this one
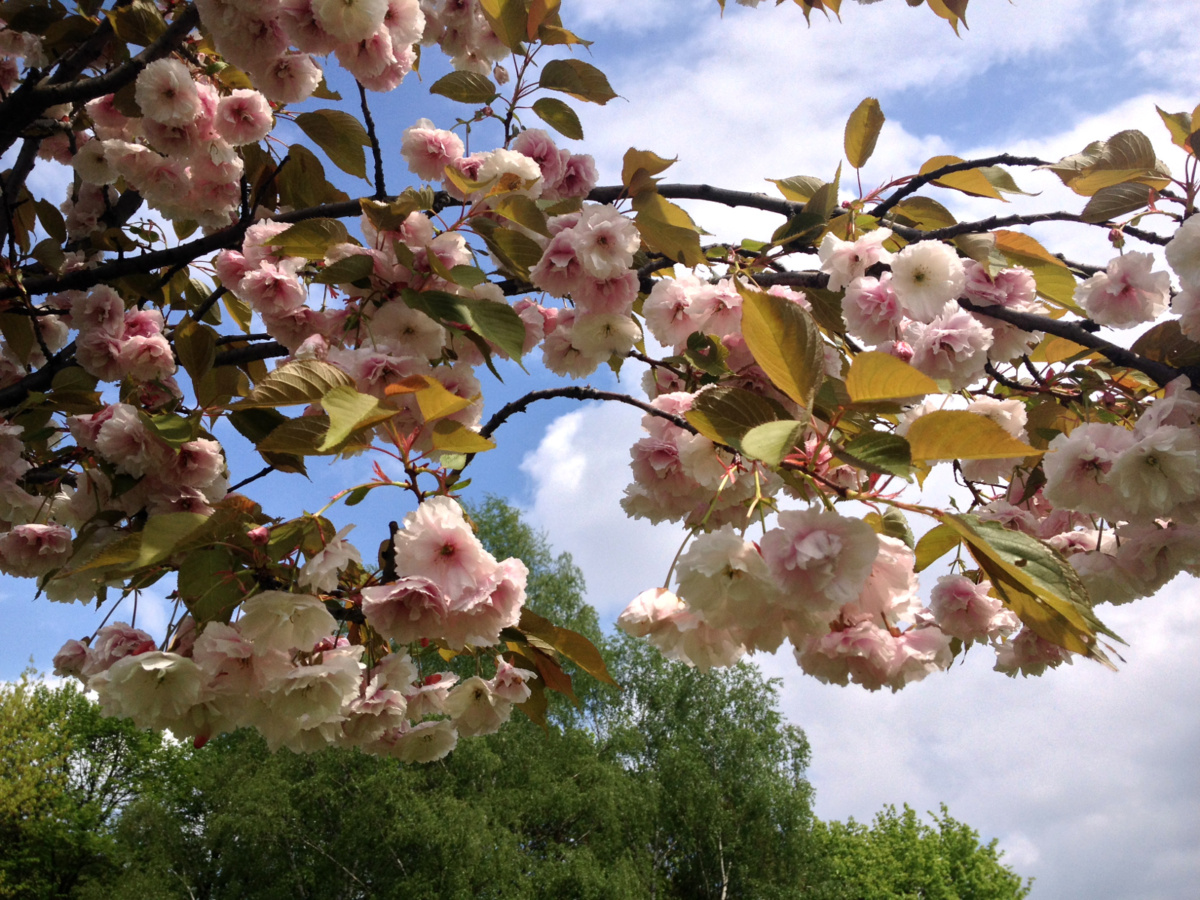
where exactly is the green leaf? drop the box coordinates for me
[179,547,256,624]
[1130,320,1200,369]
[740,419,806,466]
[277,144,348,209]
[531,97,583,140]
[864,506,915,549]
[469,298,527,361]
[738,282,825,407]
[429,71,499,104]
[540,58,617,105]
[264,218,350,260]
[232,360,356,409]
[318,385,394,452]
[836,432,912,479]
[1080,182,1156,224]
[844,97,885,169]
[845,351,940,403]
[914,523,961,572]
[256,415,335,455]
[685,385,789,452]
[359,188,436,233]
[294,109,370,181]
[174,319,217,382]
[942,513,1121,662]
[125,513,210,572]
[313,254,376,286]
[106,0,165,45]
[907,410,1038,462]
[768,175,826,204]
[139,412,196,448]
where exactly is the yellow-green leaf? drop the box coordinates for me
[941,513,1120,662]
[319,385,394,451]
[740,419,806,466]
[430,419,495,453]
[633,193,704,266]
[1157,106,1193,150]
[232,360,355,409]
[622,148,676,195]
[845,351,939,402]
[491,194,550,236]
[768,175,826,204]
[477,0,527,50]
[920,156,1003,200]
[738,281,825,407]
[264,218,350,260]
[891,196,957,231]
[993,230,1080,311]
[914,523,961,571]
[907,410,1039,462]
[1080,182,1156,224]
[844,97,885,169]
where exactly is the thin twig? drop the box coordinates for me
[358,81,387,199]
[871,154,1052,220]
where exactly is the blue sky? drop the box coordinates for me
[2,2,1198,897]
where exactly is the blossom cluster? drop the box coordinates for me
[51,496,534,756]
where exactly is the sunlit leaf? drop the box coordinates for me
[844,97,885,169]
[531,96,583,140]
[295,109,369,181]
[907,410,1038,462]
[738,281,825,407]
[232,360,355,409]
[845,351,939,402]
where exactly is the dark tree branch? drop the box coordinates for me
[590,183,802,218]
[893,212,1171,247]
[213,341,289,367]
[357,81,387,200]
[960,299,1191,388]
[0,137,43,248]
[0,341,76,411]
[479,386,694,441]
[1,191,461,302]
[870,154,1052,219]
[0,5,201,157]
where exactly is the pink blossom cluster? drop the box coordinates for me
[0,24,45,93]
[401,121,597,205]
[360,496,528,649]
[620,392,767,528]
[65,65,273,228]
[197,0,423,99]
[419,0,506,74]
[51,601,534,759]
[619,511,989,692]
[827,230,1042,389]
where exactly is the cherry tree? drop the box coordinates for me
[1,0,1197,758]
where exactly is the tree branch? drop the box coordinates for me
[590,183,802,218]
[0,5,201,157]
[357,81,387,200]
[1,191,460,301]
[959,299,1191,388]
[479,386,694,441]
[870,154,1052,219]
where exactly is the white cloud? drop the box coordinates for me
[519,398,1200,899]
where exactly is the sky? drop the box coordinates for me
[1,1,1198,897]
